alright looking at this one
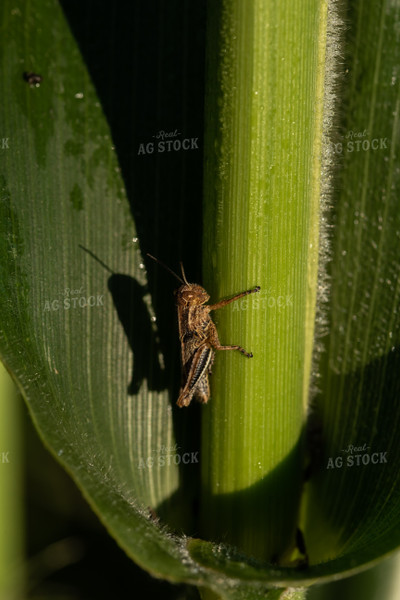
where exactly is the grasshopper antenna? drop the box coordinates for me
[179,262,189,286]
[146,253,186,285]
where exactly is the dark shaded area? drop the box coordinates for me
[59,0,206,272]
[307,346,400,477]
[305,346,400,562]
[25,401,200,600]
[28,531,200,600]
[108,273,166,394]
[154,401,203,536]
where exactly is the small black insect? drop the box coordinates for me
[23,72,43,86]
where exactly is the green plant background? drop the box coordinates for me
[0,0,399,599]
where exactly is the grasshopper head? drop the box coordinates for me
[146,254,209,305]
[175,283,210,306]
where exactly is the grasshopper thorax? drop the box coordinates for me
[174,284,210,306]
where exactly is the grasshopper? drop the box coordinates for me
[147,254,260,407]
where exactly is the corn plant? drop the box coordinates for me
[0,1,399,599]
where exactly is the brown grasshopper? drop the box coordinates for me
[147,254,260,407]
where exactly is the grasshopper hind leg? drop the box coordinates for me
[177,345,214,407]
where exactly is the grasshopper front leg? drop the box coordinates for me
[208,286,260,312]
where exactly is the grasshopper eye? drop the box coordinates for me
[182,292,194,301]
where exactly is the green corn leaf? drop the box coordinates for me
[302,0,400,568]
